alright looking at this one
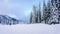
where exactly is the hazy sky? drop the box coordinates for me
[0,0,48,22]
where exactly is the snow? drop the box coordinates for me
[0,24,60,34]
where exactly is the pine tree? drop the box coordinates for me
[43,0,47,24]
[32,4,37,23]
[36,11,38,23]
[46,0,51,24]
[49,0,59,24]
[37,2,41,23]
[30,12,33,23]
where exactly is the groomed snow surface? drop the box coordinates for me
[0,24,60,34]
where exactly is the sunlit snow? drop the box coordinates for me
[0,24,60,34]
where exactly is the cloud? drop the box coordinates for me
[8,14,19,19]
[0,0,18,19]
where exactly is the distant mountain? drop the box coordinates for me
[0,15,29,25]
[0,15,18,20]
[0,15,19,25]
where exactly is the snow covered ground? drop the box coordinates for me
[0,24,60,34]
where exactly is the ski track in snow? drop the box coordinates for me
[0,24,60,34]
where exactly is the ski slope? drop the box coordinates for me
[0,24,60,34]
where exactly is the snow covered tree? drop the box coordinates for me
[49,0,59,24]
[43,0,47,24]
[37,2,41,23]
[46,0,51,24]
[32,4,37,23]
[29,0,60,24]
[57,0,60,23]
[30,12,33,23]
[30,2,42,23]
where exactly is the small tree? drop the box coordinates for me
[30,12,33,23]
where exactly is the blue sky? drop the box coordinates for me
[0,0,48,22]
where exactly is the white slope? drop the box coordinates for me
[0,24,60,34]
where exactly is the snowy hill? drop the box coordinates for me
[0,15,29,25]
[0,15,18,20]
[0,24,60,34]
[0,15,19,25]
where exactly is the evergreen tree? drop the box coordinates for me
[30,12,33,23]
[43,0,47,24]
[46,0,51,24]
[49,0,59,24]
[37,2,41,23]
[36,11,38,23]
[32,4,37,23]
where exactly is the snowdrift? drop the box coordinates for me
[0,24,60,34]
